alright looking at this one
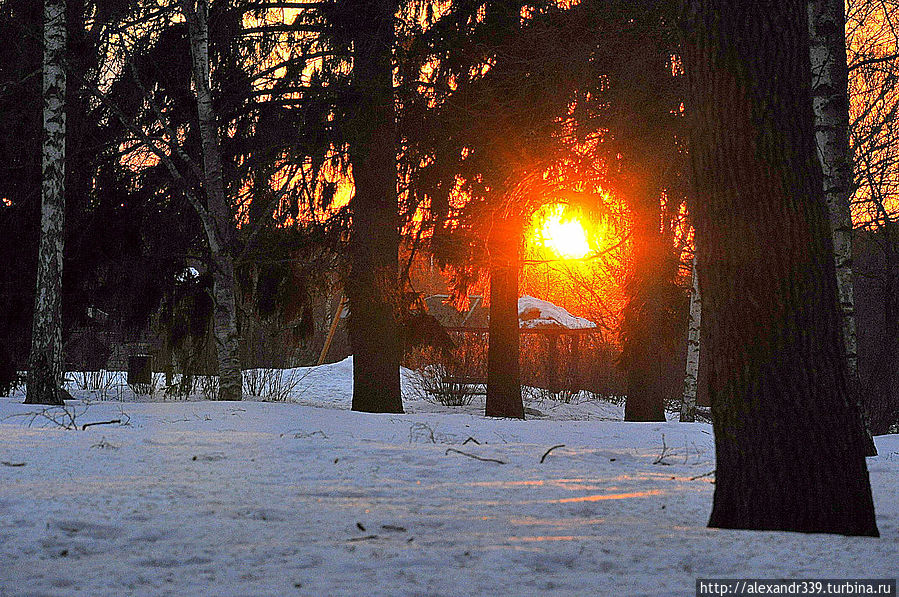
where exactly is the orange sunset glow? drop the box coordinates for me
[532,204,591,260]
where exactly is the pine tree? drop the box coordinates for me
[485,214,524,418]
[345,0,404,413]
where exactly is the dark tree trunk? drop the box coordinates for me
[486,216,524,419]
[867,228,899,435]
[346,0,402,413]
[621,179,671,422]
[681,0,879,536]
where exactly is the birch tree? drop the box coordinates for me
[181,0,242,401]
[808,0,877,455]
[679,254,701,422]
[681,0,879,536]
[26,0,67,406]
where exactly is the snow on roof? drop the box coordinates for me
[423,294,596,330]
[518,295,597,330]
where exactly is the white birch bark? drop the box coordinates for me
[808,0,858,379]
[680,254,701,423]
[809,0,876,454]
[182,0,243,400]
[26,0,67,405]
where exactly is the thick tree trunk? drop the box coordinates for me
[808,0,876,455]
[681,0,878,536]
[27,0,67,406]
[680,254,701,422]
[486,216,524,419]
[346,0,402,413]
[621,186,669,422]
[183,0,242,400]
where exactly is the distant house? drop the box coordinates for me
[517,295,597,330]
[423,294,597,331]
[422,295,488,329]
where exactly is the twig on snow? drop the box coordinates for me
[445,448,505,464]
[689,470,715,481]
[653,434,676,465]
[81,419,121,430]
[462,436,480,445]
[539,444,566,463]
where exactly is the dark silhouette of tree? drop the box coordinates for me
[2,0,345,399]
[333,0,404,413]
[681,0,879,535]
[0,0,201,386]
[485,213,524,418]
[845,0,899,436]
[399,0,620,418]
[590,1,689,423]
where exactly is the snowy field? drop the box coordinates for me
[0,358,896,597]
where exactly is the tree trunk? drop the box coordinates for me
[680,254,701,422]
[621,184,670,422]
[26,0,67,406]
[808,0,876,455]
[182,0,242,400]
[346,0,402,413]
[681,0,879,536]
[486,216,524,419]
[545,331,560,394]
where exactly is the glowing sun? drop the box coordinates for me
[535,205,590,259]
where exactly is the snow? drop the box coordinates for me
[518,295,597,329]
[0,359,896,597]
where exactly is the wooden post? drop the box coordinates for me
[318,297,346,366]
[546,330,560,393]
[569,333,580,391]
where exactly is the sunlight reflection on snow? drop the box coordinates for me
[507,535,587,542]
[550,489,663,503]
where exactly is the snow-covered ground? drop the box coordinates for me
[0,358,896,597]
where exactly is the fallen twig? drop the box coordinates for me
[347,535,379,542]
[462,436,480,445]
[445,448,505,464]
[653,434,675,465]
[1,461,26,467]
[539,444,566,463]
[689,470,716,481]
[82,419,121,431]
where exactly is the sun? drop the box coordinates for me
[534,205,590,259]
